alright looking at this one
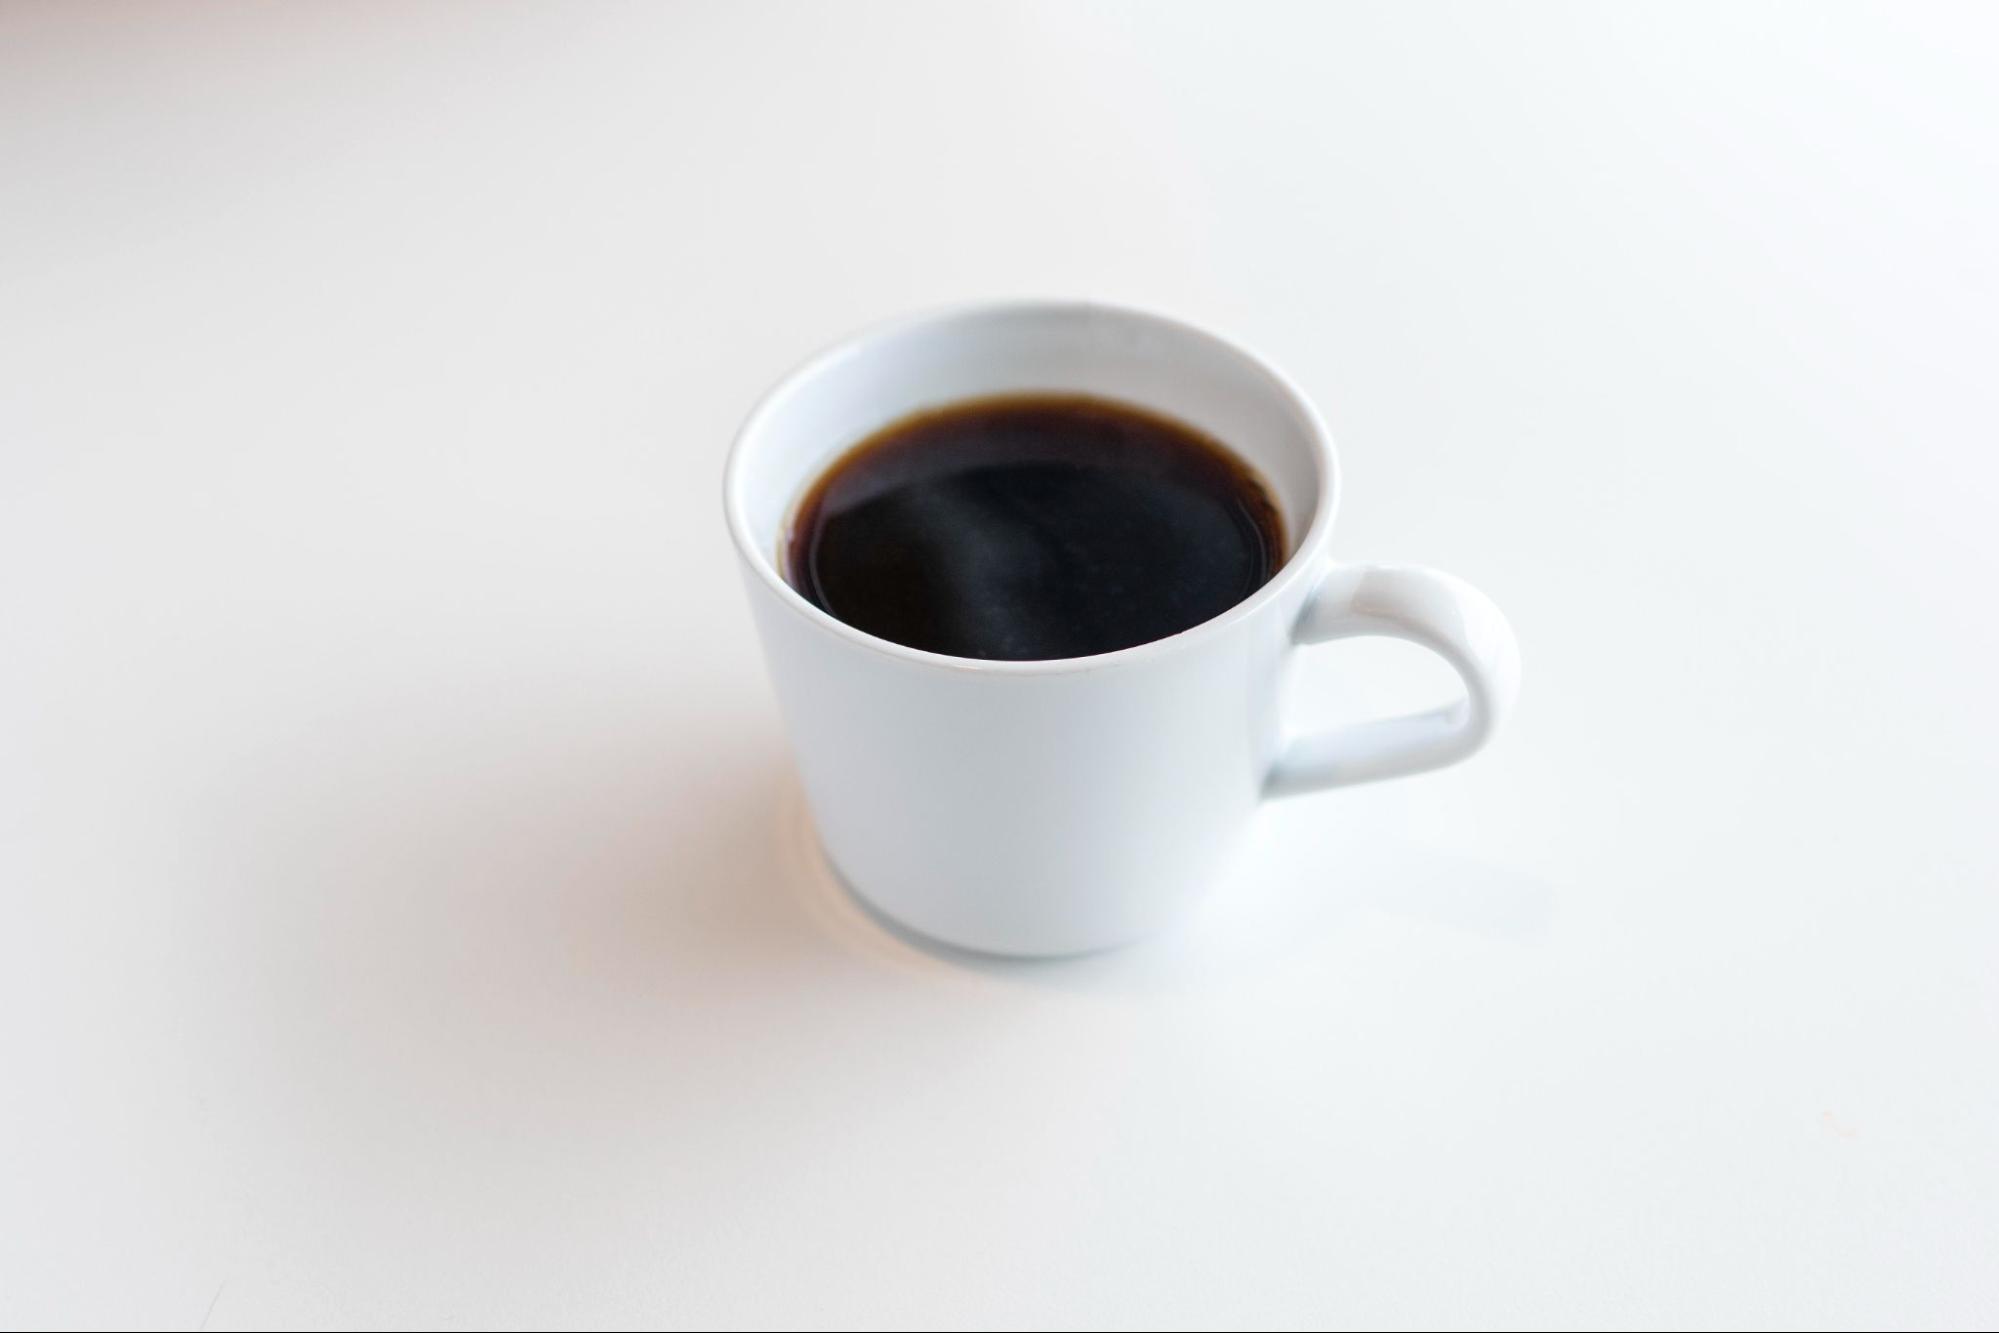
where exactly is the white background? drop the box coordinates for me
[3,3,1996,1328]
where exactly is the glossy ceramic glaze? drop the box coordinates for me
[726,302,1519,955]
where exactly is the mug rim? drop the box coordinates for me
[722,298,1342,675]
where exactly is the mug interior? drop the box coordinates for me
[728,303,1336,657]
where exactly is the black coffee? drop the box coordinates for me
[786,394,1286,661]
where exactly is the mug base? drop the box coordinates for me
[816,842,1174,962]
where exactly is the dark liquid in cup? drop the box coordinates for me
[786,394,1286,661]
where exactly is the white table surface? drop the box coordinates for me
[4,4,1996,1329]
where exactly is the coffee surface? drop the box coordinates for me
[786,394,1285,661]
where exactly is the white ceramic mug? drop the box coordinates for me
[726,302,1520,957]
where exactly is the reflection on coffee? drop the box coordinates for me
[787,394,1285,661]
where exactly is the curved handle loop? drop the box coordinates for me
[1265,563,1520,797]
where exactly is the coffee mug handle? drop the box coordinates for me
[1265,563,1520,796]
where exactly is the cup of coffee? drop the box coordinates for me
[726,301,1519,957]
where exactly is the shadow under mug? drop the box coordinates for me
[725,301,1519,957]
